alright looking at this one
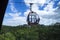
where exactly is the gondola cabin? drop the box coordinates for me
[27,3,40,25]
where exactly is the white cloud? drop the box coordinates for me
[40,17,57,25]
[9,12,21,17]
[58,1,60,5]
[24,9,30,17]
[44,2,54,11]
[24,0,46,6]
[3,12,27,26]
[9,2,18,12]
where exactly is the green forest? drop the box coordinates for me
[0,22,60,40]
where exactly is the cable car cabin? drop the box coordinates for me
[27,11,40,25]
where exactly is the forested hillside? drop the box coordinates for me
[0,23,60,40]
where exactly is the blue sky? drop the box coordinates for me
[2,0,60,26]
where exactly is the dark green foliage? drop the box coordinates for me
[0,23,60,40]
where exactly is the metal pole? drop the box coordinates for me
[30,3,33,12]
